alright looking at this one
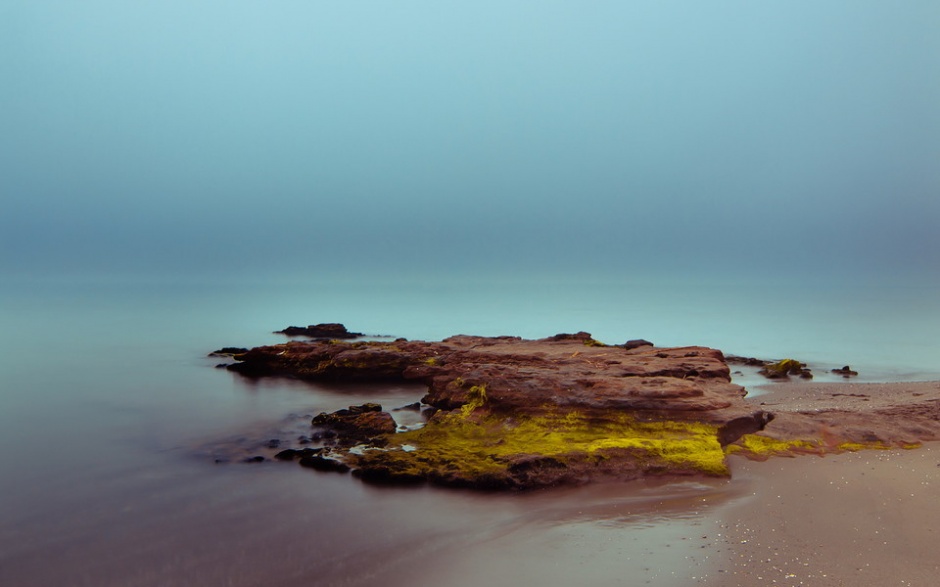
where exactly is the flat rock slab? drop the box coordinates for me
[743,381,940,452]
[223,332,778,489]
[218,333,940,489]
[229,333,750,416]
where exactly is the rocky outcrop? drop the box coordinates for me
[221,331,775,489]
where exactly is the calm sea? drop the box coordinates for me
[1,273,937,586]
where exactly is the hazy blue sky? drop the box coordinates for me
[3,1,938,281]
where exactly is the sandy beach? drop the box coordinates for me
[706,381,940,586]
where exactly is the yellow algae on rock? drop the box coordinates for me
[726,434,818,458]
[352,409,730,488]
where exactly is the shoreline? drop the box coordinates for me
[748,379,940,411]
[703,380,940,586]
[707,444,940,586]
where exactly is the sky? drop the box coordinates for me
[2,1,939,283]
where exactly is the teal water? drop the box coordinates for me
[1,274,937,586]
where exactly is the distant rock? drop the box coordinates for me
[545,332,592,342]
[724,355,769,367]
[394,402,422,411]
[208,347,249,356]
[275,323,362,339]
[758,358,812,380]
[624,339,654,350]
[831,365,859,377]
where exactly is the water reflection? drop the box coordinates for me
[177,372,750,587]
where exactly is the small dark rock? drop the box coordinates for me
[546,332,593,342]
[725,355,770,367]
[275,323,363,339]
[717,411,775,446]
[831,365,859,377]
[347,403,382,414]
[352,467,426,486]
[394,402,422,412]
[208,347,249,356]
[266,439,281,449]
[366,436,390,448]
[274,449,300,461]
[312,406,396,437]
[243,456,265,463]
[298,455,350,473]
[624,339,654,350]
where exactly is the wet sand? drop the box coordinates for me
[748,379,940,414]
[705,381,940,586]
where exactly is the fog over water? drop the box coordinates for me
[3,1,939,282]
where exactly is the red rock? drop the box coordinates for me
[225,332,772,489]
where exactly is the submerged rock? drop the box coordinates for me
[299,454,351,473]
[724,355,769,367]
[274,449,302,461]
[831,365,859,377]
[394,402,422,411]
[208,347,249,357]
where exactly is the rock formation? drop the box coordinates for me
[223,331,774,489]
